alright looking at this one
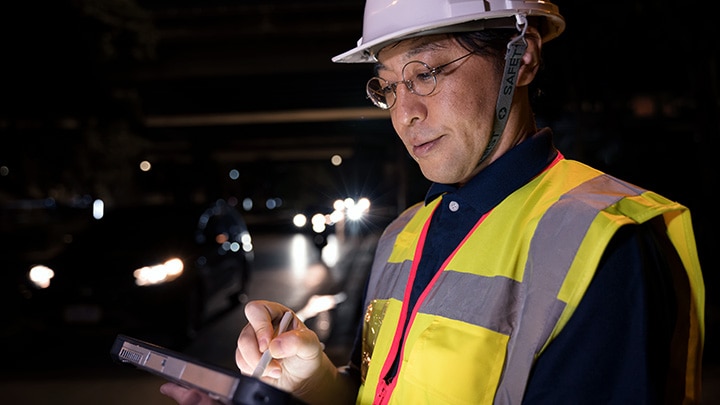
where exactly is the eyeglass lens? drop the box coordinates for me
[366,77,394,109]
[366,61,438,110]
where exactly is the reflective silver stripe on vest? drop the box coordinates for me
[495,174,644,404]
[423,272,522,334]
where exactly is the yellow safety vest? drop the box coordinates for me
[357,159,704,405]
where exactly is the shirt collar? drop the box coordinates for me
[424,128,559,213]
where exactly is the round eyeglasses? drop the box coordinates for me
[366,51,475,110]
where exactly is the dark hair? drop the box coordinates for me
[453,29,517,75]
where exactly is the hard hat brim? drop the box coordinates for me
[332,11,565,64]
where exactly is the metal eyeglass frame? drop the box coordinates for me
[366,51,475,110]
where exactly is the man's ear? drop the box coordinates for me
[517,26,543,87]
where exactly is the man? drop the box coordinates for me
[162,0,705,403]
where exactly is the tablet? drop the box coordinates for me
[110,334,305,405]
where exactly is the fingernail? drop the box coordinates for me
[269,368,282,378]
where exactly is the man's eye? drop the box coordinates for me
[415,71,435,82]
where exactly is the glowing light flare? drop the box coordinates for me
[347,198,370,221]
[311,213,325,226]
[290,234,310,277]
[240,232,253,252]
[321,234,339,267]
[266,197,283,210]
[93,199,105,220]
[329,209,344,224]
[293,214,307,228]
[134,258,184,286]
[310,213,326,233]
[295,291,347,321]
[29,265,55,289]
[357,197,371,210]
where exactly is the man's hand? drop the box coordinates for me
[235,300,326,393]
[163,300,355,405]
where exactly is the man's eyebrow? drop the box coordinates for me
[373,62,387,75]
[374,41,442,75]
[407,42,438,57]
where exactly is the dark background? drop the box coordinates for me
[1,0,718,367]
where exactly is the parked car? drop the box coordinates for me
[7,199,253,349]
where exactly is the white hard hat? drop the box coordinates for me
[333,0,565,63]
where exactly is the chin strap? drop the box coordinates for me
[478,13,529,164]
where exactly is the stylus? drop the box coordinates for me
[251,311,293,379]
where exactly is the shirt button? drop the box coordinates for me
[448,200,460,212]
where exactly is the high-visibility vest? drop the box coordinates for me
[357,159,704,405]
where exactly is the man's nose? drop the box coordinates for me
[392,82,426,127]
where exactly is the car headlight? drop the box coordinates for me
[133,258,184,286]
[28,265,55,289]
